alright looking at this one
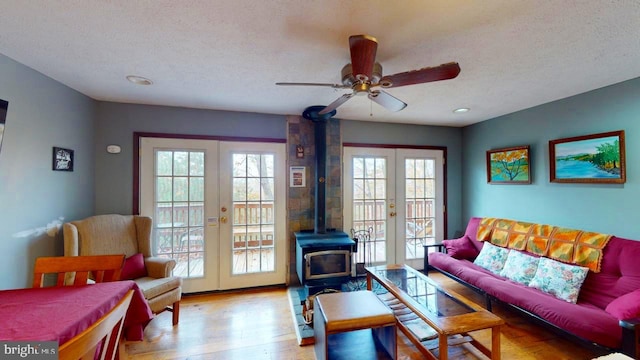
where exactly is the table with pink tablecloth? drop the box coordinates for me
[0,280,153,344]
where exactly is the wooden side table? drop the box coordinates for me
[314,290,397,360]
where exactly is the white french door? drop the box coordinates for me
[343,147,444,270]
[139,137,286,292]
[218,142,287,289]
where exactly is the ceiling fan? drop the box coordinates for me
[276,34,461,115]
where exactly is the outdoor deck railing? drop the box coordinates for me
[154,200,435,254]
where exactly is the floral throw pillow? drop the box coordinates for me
[473,242,510,274]
[529,257,589,304]
[499,250,540,285]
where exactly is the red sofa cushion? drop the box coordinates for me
[442,236,480,260]
[606,289,640,320]
[121,253,148,280]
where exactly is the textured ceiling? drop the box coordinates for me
[0,1,639,126]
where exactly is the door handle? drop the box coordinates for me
[389,212,396,217]
[220,216,228,224]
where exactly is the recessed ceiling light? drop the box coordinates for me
[126,75,153,85]
[453,107,470,113]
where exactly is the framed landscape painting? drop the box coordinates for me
[486,145,531,184]
[549,130,625,184]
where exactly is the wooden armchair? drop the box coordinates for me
[33,255,125,287]
[58,290,133,360]
[64,214,182,325]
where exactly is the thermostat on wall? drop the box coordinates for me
[106,145,121,154]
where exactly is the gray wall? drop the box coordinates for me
[94,102,288,215]
[94,104,465,238]
[462,77,640,239]
[0,54,96,289]
[341,119,464,238]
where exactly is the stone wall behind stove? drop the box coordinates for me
[286,115,343,285]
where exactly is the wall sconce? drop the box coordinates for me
[296,145,304,158]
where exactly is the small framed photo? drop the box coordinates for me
[290,166,306,187]
[52,147,74,172]
[549,130,625,183]
[486,145,531,184]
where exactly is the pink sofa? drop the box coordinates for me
[429,217,640,356]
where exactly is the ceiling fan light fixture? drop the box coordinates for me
[341,63,382,87]
[371,62,382,84]
[341,64,356,87]
[126,75,153,85]
[453,107,470,113]
[276,34,460,114]
[379,79,393,88]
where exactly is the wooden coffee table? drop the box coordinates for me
[366,264,504,360]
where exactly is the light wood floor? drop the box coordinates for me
[124,272,606,359]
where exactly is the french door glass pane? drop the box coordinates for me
[352,156,387,264]
[232,153,275,274]
[153,150,205,278]
[405,158,436,260]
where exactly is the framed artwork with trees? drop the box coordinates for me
[549,130,625,184]
[486,145,531,184]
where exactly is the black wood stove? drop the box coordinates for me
[294,106,354,295]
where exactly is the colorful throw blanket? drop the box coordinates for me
[477,217,612,273]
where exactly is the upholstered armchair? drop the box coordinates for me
[63,214,182,325]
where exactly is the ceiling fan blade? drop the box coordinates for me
[368,90,407,112]
[319,93,355,115]
[379,62,461,88]
[276,82,348,89]
[349,35,378,82]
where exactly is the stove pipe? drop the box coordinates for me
[302,106,337,234]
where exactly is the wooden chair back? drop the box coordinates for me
[58,290,133,360]
[33,255,126,288]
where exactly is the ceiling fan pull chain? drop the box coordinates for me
[370,98,373,117]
